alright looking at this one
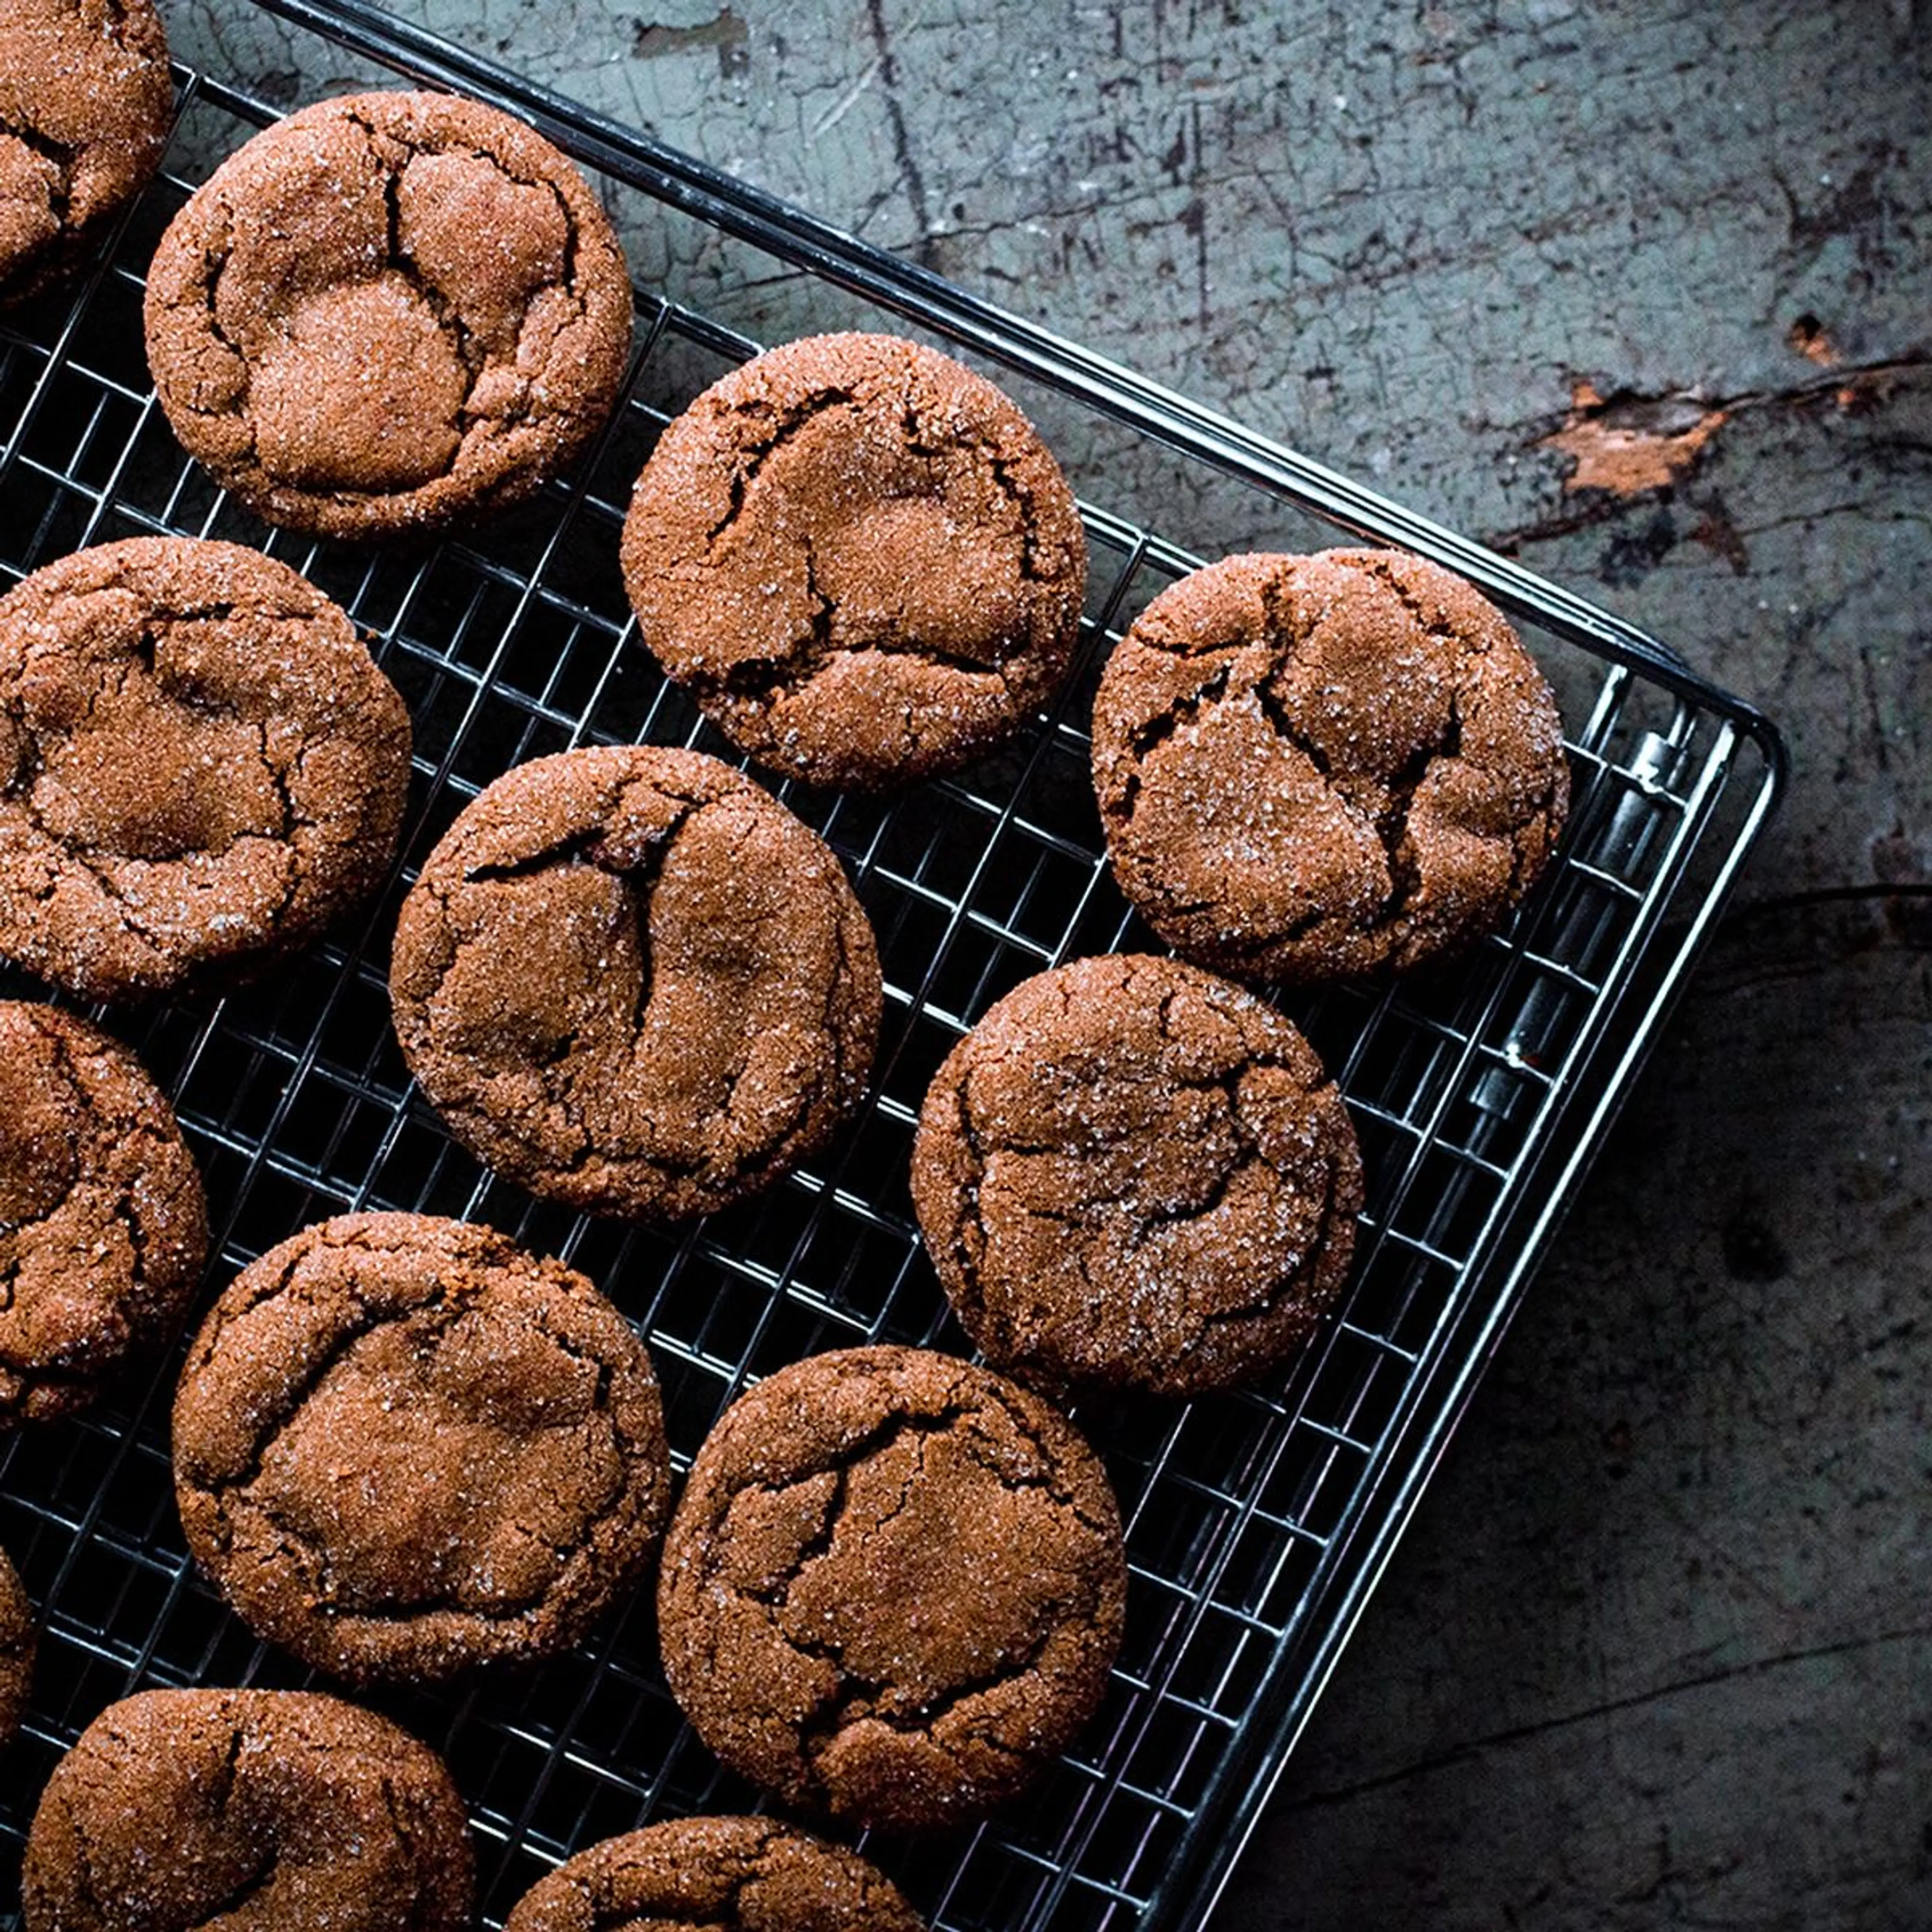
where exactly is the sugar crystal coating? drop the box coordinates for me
[0,1001,206,1428]
[23,1687,474,1931]
[1092,548,1569,984]
[0,537,411,1000]
[658,1345,1128,1832]
[623,331,1087,790]
[145,90,633,538]
[0,0,171,305]
[390,745,881,1222]
[174,1212,671,1683]
[503,1816,926,1931]
[913,953,1362,1398]
[0,1545,32,1747]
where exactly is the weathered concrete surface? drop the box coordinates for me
[167,1,1932,1923]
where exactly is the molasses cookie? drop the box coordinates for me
[622,331,1087,790]
[657,1345,1126,1832]
[0,538,412,1001]
[390,745,881,1221]
[1,1002,206,1429]
[21,1687,473,1932]
[0,0,172,307]
[173,1212,671,1684]
[1091,549,1570,985]
[503,1817,926,1932]
[912,954,1362,1398]
[0,1546,32,1747]
[145,89,632,539]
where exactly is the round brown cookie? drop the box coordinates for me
[657,1345,1127,1832]
[144,89,632,540]
[503,1817,926,1932]
[0,1546,33,1747]
[1,1001,207,1429]
[173,1212,671,1684]
[0,538,412,1001]
[21,1687,473,1932]
[912,954,1362,1398]
[390,745,881,1222]
[0,0,172,307]
[1091,549,1570,985]
[622,331,1087,790]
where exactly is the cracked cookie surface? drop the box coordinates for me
[622,331,1087,790]
[1,1001,206,1428]
[22,1687,473,1932]
[390,745,882,1222]
[0,538,412,1000]
[173,1212,671,1684]
[1092,549,1570,985]
[503,1816,926,1932]
[0,1546,32,1747]
[144,89,632,539]
[0,0,171,306]
[657,1345,1127,1831]
[912,954,1362,1398]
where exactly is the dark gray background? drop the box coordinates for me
[172,2,1932,1923]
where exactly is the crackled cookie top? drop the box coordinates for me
[657,1345,1126,1831]
[1092,549,1570,984]
[503,1817,926,1932]
[0,0,172,306]
[144,89,632,539]
[173,1212,671,1683]
[0,1002,206,1429]
[0,538,412,1000]
[0,1545,32,1747]
[912,954,1362,1398]
[390,745,881,1222]
[22,1688,473,1932]
[622,331,1088,790]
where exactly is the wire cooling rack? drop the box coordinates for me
[0,7,1782,1928]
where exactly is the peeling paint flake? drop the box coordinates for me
[631,6,748,64]
[1540,379,1726,497]
[1788,313,1839,366]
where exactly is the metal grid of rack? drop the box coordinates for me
[0,14,1780,1930]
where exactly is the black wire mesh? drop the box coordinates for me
[0,51,1777,1932]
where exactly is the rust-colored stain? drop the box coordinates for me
[1540,380,1727,496]
[1789,313,1839,365]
